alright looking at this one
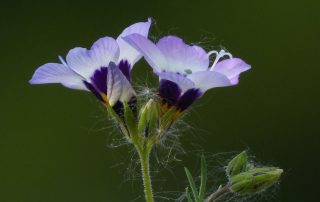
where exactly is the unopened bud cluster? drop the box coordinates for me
[226,151,283,195]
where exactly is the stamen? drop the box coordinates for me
[58,55,68,67]
[208,50,233,71]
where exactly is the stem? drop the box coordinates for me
[205,185,231,202]
[137,146,154,202]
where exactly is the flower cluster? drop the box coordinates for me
[30,18,250,143]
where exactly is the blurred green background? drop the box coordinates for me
[1,0,319,201]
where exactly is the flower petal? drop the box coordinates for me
[107,63,136,106]
[187,71,232,92]
[159,79,182,106]
[156,36,209,73]
[122,33,167,73]
[83,81,104,102]
[91,37,120,66]
[177,88,202,111]
[213,58,251,85]
[158,72,194,93]
[66,37,119,79]
[118,60,131,81]
[29,63,87,90]
[91,67,108,94]
[116,18,152,67]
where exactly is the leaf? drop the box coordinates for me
[198,155,207,201]
[184,167,199,202]
[185,187,194,202]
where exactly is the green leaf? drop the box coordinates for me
[185,187,194,202]
[198,155,207,201]
[184,167,199,202]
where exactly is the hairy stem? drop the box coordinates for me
[137,146,154,202]
[205,185,231,202]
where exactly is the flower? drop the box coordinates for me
[123,34,251,112]
[29,19,152,107]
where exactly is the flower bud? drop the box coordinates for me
[226,151,248,177]
[138,99,160,137]
[230,167,283,195]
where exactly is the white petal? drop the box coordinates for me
[187,71,231,92]
[91,37,120,66]
[158,72,194,93]
[156,36,209,73]
[66,37,119,79]
[122,33,167,73]
[29,63,87,90]
[116,18,152,66]
[107,63,136,106]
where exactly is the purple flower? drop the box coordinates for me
[123,34,251,111]
[29,19,152,107]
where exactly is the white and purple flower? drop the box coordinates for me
[123,34,251,111]
[29,19,152,108]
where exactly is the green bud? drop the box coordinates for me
[226,151,248,177]
[230,167,283,195]
[138,99,159,137]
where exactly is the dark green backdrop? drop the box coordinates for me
[1,0,319,201]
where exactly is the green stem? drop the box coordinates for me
[137,146,154,202]
[205,185,231,202]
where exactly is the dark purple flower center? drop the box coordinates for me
[91,66,108,94]
[177,88,202,111]
[159,79,202,111]
[83,81,104,102]
[159,80,181,106]
[118,60,131,81]
[83,61,134,106]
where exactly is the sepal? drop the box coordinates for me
[159,108,177,134]
[124,102,138,137]
[138,99,160,137]
[226,151,248,177]
[105,104,130,140]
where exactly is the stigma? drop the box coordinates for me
[208,50,233,71]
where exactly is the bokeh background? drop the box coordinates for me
[1,0,319,201]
